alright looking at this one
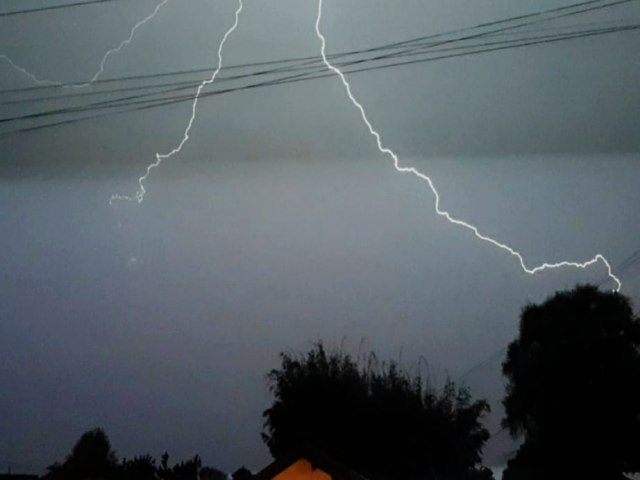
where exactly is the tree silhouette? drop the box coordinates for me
[170,455,201,480]
[43,430,215,480]
[44,428,118,480]
[231,466,253,480]
[263,342,493,480]
[502,284,640,480]
[154,452,202,480]
[200,466,228,480]
[121,454,156,480]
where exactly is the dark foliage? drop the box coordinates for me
[162,455,201,480]
[502,284,640,479]
[43,430,217,480]
[231,467,252,480]
[200,466,228,480]
[121,455,156,480]
[44,428,118,480]
[262,342,492,480]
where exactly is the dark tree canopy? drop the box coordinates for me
[231,466,253,480]
[502,284,640,480]
[262,342,493,480]
[44,428,118,480]
[43,429,212,480]
[120,454,156,480]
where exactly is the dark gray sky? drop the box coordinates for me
[1,0,640,475]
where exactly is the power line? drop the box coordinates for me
[1,0,632,96]
[0,0,116,18]
[2,0,638,136]
[596,248,640,287]
[457,346,509,382]
[0,0,630,102]
[3,20,638,137]
[2,19,636,114]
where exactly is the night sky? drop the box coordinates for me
[1,0,640,476]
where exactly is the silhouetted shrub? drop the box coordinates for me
[502,284,640,479]
[263,342,492,480]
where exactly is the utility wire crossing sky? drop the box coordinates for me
[3,13,639,137]
[0,0,625,292]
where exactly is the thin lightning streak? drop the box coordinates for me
[81,0,171,87]
[109,0,244,205]
[0,54,62,87]
[314,0,622,292]
[0,0,170,89]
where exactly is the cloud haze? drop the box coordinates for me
[1,0,639,474]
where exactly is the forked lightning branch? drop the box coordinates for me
[0,0,623,292]
[312,0,621,292]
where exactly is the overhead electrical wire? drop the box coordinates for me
[0,0,116,18]
[596,248,640,287]
[3,23,638,137]
[3,21,638,137]
[1,0,630,97]
[2,18,635,108]
[5,23,640,124]
[1,0,638,136]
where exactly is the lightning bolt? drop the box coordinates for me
[6,0,621,291]
[80,0,170,88]
[0,0,170,89]
[0,54,63,87]
[314,0,622,292]
[109,0,244,204]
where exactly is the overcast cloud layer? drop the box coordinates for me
[1,0,639,474]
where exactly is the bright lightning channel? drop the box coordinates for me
[109,0,244,205]
[314,0,622,292]
[0,0,170,89]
